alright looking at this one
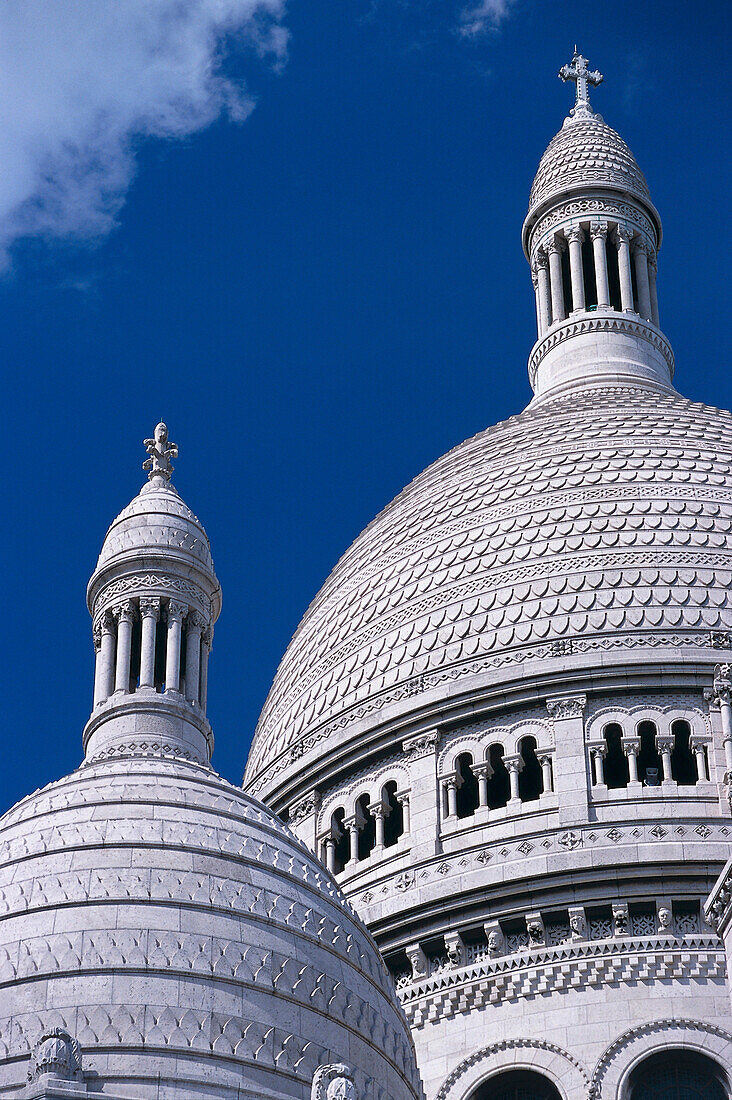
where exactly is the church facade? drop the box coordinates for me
[1,49,732,1100]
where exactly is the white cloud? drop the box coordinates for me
[458,0,517,37]
[0,0,286,268]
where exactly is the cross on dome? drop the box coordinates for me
[143,421,178,483]
[559,47,603,119]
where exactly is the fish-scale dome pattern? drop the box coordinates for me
[96,481,214,573]
[528,114,650,211]
[247,388,732,785]
[0,757,420,1099]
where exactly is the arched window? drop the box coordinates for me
[486,744,510,810]
[518,736,543,802]
[456,752,479,818]
[604,722,629,788]
[638,720,662,786]
[671,720,698,786]
[382,781,404,847]
[471,1069,562,1100]
[330,808,349,874]
[628,1050,728,1100]
[355,794,375,860]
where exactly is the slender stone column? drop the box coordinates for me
[590,746,606,786]
[396,791,410,834]
[443,776,459,819]
[657,735,674,782]
[535,250,551,332]
[564,225,586,311]
[184,611,203,704]
[113,601,135,693]
[633,238,653,321]
[344,816,360,866]
[165,600,186,693]
[531,268,541,333]
[505,756,522,804]
[472,762,492,807]
[323,836,336,874]
[369,802,387,850]
[138,597,160,689]
[546,240,566,323]
[199,631,211,712]
[691,739,709,782]
[94,611,116,705]
[623,737,641,784]
[590,221,610,307]
[648,251,660,326]
[538,753,554,793]
[615,226,635,312]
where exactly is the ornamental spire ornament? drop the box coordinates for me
[143,421,178,484]
[559,47,603,119]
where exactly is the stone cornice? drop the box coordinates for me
[528,313,674,389]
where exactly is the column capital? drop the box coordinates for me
[167,599,187,623]
[186,609,205,632]
[402,729,440,759]
[367,799,388,820]
[343,814,362,834]
[531,269,539,289]
[545,237,565,256]
[589,219,609,240]
[533,248,549,270]
[395,788,410,806]
[138,596,161,620]
[113,600,136,624]
[647,249,658,272]
[633,236,650,255]
[621,735,641,755]
[440,771,462,791]
[503,753,523,775]
[656,735,674,753]
[471,760,493,779]
[589,744,607,760]
[546,694,586,720]
[563,225,585,245]
[614,225,634,246]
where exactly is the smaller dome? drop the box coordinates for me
[528,113,650,212]
[95,480,214,574]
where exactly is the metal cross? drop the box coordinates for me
[559,48,603,117]
[143,421,178,482]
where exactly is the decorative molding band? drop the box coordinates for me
[94,573,211,626]
[530,196,656,255]
[435,1038,589,1100]
[397,940,725,1029]
[528,315,674,388]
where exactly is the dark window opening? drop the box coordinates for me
[486,745,510,810]
[331,808,349,874]
[604,723,630,789]
[638,721,662,785]
[154,614,167,691]
[518,737,543,802]
[382,781,404,847]
[129,612,142,691]
[628,1050,728,1100]
[671,720,697,785]
[606,233,622,310]
[356,794,375,860]
[582,232,597,308]
[472,1069,563,1100]
[179,623,188,697]
[456,753,479,818]
[560,244,573,314]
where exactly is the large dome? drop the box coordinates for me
[247,386,732,788]
[528,113,650,211]
[0,756,421,1099]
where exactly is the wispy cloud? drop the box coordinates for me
[0,0,287,269]
[458,0,518,38]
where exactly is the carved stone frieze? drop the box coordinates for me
[402,731,440,760]
[529,196,656,255]
[546,695,586,720]
[96,573,211,620]
[528,314,674,387]
[290,789,321,825]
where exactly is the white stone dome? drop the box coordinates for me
[528,113,650,212]
[0,755,421,1100]
[247,386,732,788]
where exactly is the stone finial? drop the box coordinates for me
[29,1028,82,1082]
[559,48,603,119]
[143,421,178,484]
[312,1064,357,1100]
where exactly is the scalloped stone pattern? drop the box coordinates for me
[248,388,732,784]
[528,115,650,211]
[95,481,214,571]
[0,757,420,1100]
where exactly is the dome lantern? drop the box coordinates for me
[83,422,222,767]
[522,50,673,403]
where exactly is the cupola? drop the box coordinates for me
[522,50,674,403]
[83,423,221,766]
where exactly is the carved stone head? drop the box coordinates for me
[658,907,673,930]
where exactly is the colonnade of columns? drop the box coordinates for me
[93,596,210,710]
[590,730,710,787]
[531,221,659,337]
[322,790,411,873]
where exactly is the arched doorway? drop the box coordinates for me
[471,1069,562,1100]
[628,1050,728,1100]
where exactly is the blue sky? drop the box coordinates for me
[0,0,727,807]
